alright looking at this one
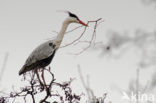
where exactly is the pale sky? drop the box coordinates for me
[0,0,156,102]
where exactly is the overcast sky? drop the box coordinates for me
[0,0,156,102]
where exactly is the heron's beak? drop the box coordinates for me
[78,19,88,27]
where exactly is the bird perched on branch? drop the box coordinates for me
[19,12,87,84]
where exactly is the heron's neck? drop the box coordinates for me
[56,20,70,45]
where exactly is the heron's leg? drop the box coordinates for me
[35,68,44,89]
[41,68,47,88]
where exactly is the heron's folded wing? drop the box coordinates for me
[25,41,55,66]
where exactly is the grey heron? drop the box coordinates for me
[19,12,87,85]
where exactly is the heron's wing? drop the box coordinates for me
[25,40,56,67]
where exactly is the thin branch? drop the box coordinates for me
[60,18,102,50]
[60,25,88,48]
[71,18,102,55]
[66,25,83,34]
[1,66,81,103]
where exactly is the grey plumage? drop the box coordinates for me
[19,12,87,75]
[19,40,56,75]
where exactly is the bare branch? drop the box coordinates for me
[60,18,103,54]
[0,67,81,103]
[60,25,88,48]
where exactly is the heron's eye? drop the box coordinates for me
[49,43,53,46]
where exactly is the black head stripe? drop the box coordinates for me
[68,12,79,19]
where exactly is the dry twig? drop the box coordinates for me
[60,18,103,55]
[0,67,81,103]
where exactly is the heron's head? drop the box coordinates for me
[65,11,88,26]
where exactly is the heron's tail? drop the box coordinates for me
[19,65,26,75]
